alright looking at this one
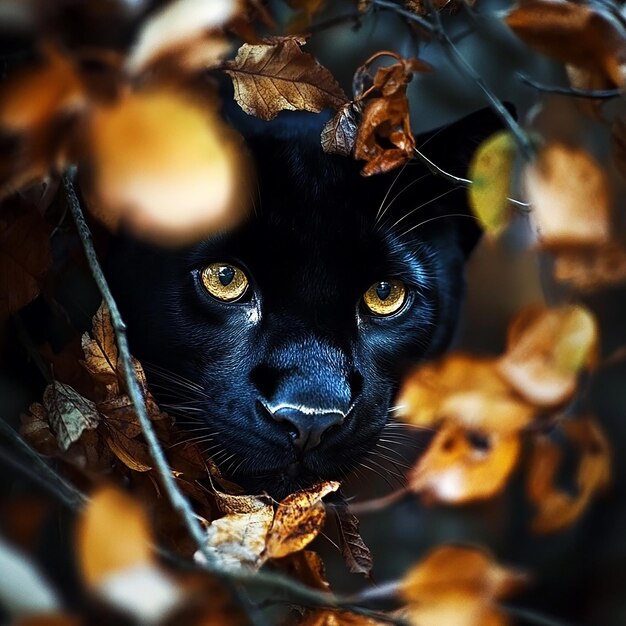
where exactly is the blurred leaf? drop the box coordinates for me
[21,403,59,456]
[297,610,385,625]
[409,423,520,504]
[505,0,626,86]
[44,382,99,451]
[87,88,246,245]
[224,37,348,120]
[126,0,239,75]
[321,103,359,157]
[468,131,515,235]
[498,304,598,407]
[527,417,611,533]
[401,545,525,626]
[406,0,476,16]
[524,144,611,249]
[0,201,51,320]
[553,242,626,291]
[398,354,535,434]
[276,550,330,591]
[611,112,626,179]
[265,481,339,559]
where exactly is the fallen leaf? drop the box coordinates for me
[223,38,348,120]
[333,507,372,578]
[498,304,598,407]
[409,424,520,504]
[81,303,119,389]
[276,550,330,591]
[524,144,611,249]
[401,545,525,626]
[126,0,239,75]
[0,201,51,321]
[44,382,100,451]
[397,354,535,434]
[321,103,359,156]
[506,0,626,86]
[21,403,59,456]
[87,87,248,245]
[468,131,515,235]
[553,242,626,291]
[102,425,153,472]
[527,417,611,533]
[297,611,385,625]
[265,481,340,559]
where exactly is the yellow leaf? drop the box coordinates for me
[468,131,515,236]
[264,481,339,559]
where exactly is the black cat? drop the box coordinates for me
[106,108,503,498]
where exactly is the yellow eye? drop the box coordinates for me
[363,279,407,316]
[201,263,249,302]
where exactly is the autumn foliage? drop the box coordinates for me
[1,0,626,625]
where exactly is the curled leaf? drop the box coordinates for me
[321,103,359,157]
[224,38,347,121]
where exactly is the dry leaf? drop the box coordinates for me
[527,418,611,533]
[406,0,476,16]
[397,354,535,434]
[21,403,59,456]
[297,611,385,625]
[81,303,119,389]
[553,242,626,291]
[468,131,515,236]
[44,382,100,451]
[354,56,429,176]
[224,38,347,120]
[265,481,339,559]
[401,545,525,626]
[409,424,520,504]
[276,550,330,591]
[87,88,247,245]
[102,425,153,472]
[498,304,598,407]
[524,144,611,249]
[0,201,51,321]
[321,103,359,156]
[197,491,274,570]
[333,507,372,578]
[126,0,239,75]
[506,0,626,86]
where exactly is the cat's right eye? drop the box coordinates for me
[201,262,249,302]
[363,279,407,317]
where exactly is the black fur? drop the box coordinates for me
[105,108,505,498]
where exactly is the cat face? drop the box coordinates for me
[106,109,502,498]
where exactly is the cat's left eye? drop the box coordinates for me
[201,263,249,302]
[363,279,407,317]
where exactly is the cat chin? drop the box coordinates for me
[234,469,324,500]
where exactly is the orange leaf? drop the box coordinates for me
[498,304,598,407]
[527,418,611,533]
[409,424,520,504]
[523,144,611,249]
[553,242,626,291]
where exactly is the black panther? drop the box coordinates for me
[105,108,503,498]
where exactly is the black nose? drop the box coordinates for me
[270,406,344,452]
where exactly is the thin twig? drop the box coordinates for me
[64,171,218,563]
[348,487,409,514]
[518,73,622,100]
[0,419,86,510]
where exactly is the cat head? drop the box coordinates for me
[105,107,507,498]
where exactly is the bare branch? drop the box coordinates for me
[518,73,622,100]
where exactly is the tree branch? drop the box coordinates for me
[518,73,622,100]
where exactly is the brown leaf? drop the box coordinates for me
[409,424,521,504]
[276,550,330,591]
[401,545,525,626]
[406,0,476,17]
[321,103,359,156]
[354,56,429,176]
[15,616,81,626]
[20,403,59,456]
[524,144,611,249]
[611,112,626,179]
[297,611,385,625]
[81,303,119,389]
[566,65,613,120]
[44,382,100,451]
[0,45,86,196]
[102,425,153,472]
[223,38,348,120]
[506,0,626,86]
[527,417,611,533]
[264,481,340,559]
[87,87,248,245]
[126,0,239,75]
[498,305,598,407]
[397,354,535,434]
[333,507,372,578]
[553,242,626,291]
[98,396,142,438]
[0,201,51,321]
